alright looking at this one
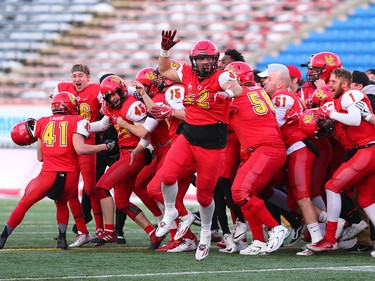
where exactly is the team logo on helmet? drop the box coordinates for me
[299,109,335,139]
[325,55,336,66]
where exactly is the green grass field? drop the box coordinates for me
[0,199,374,281]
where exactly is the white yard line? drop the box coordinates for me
[0,266,375,280]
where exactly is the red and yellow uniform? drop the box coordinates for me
[7,114,89,229]
[230,85,286,241]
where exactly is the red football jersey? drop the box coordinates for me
[150,92,171,147]
[271,90,308,147]
[230,85,284,149]
[102,96,147,148]
[56,82,101,139]
[177,65,236,126]
[334,89,375,147]
[35,114,89,172]
[164,84,186,142]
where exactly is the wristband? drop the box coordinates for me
[160,49,169,57]
[365,114,372,122]
[225,89,235,98]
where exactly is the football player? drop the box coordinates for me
[154,30,243,261]
[0,92,114,249]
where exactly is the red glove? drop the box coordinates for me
[151,105,175,118]
[317,101,334,117]
[213,91,230,103]
[284,108,300,124]
[161,30,180,51]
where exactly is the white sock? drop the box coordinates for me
[162,182,178,210]
[199,201,215,232]
[326,190,341,222]
[307,222,323,243]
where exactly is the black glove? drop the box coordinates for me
[104,139,116,151]
[161,30,180,51]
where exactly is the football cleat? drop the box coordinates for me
[337,238,357,250]
[174,212,195,241]
[0,236,8,249]
[195,230,211,261]
[239,240,267,255]
[156,239,182,252]
[69,233,92,248]
[346,244,374,253]
[216,239,226,249]
[371,251,375,257]
[296,247,314,256]
[56,236,68,250]
[149,229,166,250]
[116,235,126,244]
[335,218,347,240]
[168,238,197,252]
[306,237,338,252]
[90,230,116,244]
[232,219,249,243]
[236,238,249,251]
[156,208,178,238]
[266,225,288,253]
[286,224,304,246]
[218,233,238,254]
[340,220,368,241]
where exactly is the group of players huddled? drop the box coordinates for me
[1,30,375,261]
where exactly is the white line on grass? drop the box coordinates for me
[1,266,375,280]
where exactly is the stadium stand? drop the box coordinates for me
[0,0,370,99]
[255,1,375,78]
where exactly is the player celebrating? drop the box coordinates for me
[54,64,104,240]
[154,30,243,261]
[0,92,114,249]
[225,61,288,255]
[307,68,375,257]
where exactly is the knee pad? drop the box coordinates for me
[197,194,213,208]
[162,175,177,187]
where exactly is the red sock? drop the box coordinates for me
[326,221,338,243]
[144,224,155,236]
[104,224,114,232]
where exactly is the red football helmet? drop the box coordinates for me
[307,52,342,83]
[135,67,160,97]
[225,61,254,85]
[100,75,128,109]
[299,108,335,139]
[189,40,220,78]
[310,85,333,108]
[11,118,37,146]
[51,91,79,115]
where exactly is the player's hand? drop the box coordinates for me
[213,91,230,103]
[356,101,372,120]
[317,101,334,117]
[161,30,180,51]
[284,108,299,124]
[116,116,128,128]
[314,79,326,89]
[151,105,175,118]
[104,139,116,151]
